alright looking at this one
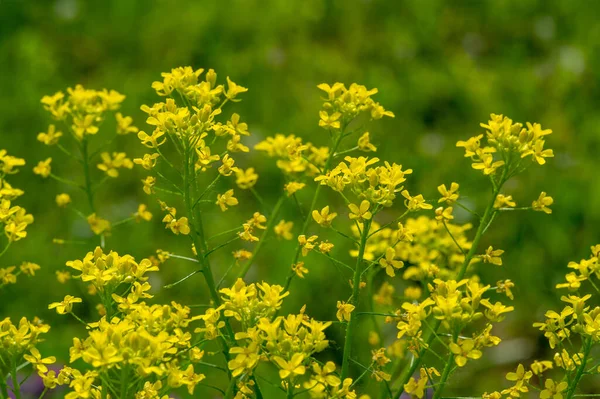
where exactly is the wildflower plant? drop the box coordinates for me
[6,66,596,399]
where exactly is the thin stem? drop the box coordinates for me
[10,359,22,399]
[566,337,592,399]
[442,221,466,256]
[236,195,285,280]
[80,138,96,213]
[341,219,371,379]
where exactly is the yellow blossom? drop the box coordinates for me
[274,220,294,240]
[284,181,306,196]
[313,206,337,227]
[56,193,71,207]
[348,200,372,221]
[216,189,238,211]
[33,158,52,178]
[533,192,553,214]
[48,295,82,314]
[437,182,459,204]
[336,301,355,322]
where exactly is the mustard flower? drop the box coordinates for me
[115,112,138,135]
[56,193,71,207]
[218,154,238,176]
[533,191,553,214]
[402,190,433,211]
[506,364,533,385]
[135,204,153,222]
[87,213,111,235]
[379,247,404,277]
[142,176,156,194]
[20,262,40,276]
[284,181,306,196]
[298,234,318,256]
[37,124,62,145]
[292,262,308,278]
[216,189,238,211]
[48,295,83,315]
[449,339,482,367]
[313,206,337,227]
[437,182,459,204]
[23,348,56,373]
[133,153,159,170]
[274,219,294,240]
[481,246,504,265]
[522,139,554,165]
[225,76,248,101]
[435,206,454,222]
[540,379,568,399]
[494,194,516,208]
[358,132,377,152]
[97,152,134,177]
[319,110,342,129]
[273,353,306,379]
[336,301,355,322]
[33,158,52,178]
[348,200,372,221]
[235,168,258,189]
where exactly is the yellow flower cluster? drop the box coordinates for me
[457,114,554,177]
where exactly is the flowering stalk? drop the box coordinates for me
[565,337,592,399]
[341,219,371,379]
[282,128,346,291]
[395,173,506,398]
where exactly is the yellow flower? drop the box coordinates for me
[449,339,482,367]
[138,129,166,148]
[348,200,372,221]
[481,246,504,265]
[533,192,553,214]
[23,348,56,373]
[115,112,138,135]
[292,262,308,278]
[48,295,82,314]
[357,132,377,152]
[298,234,318,256]
[20,262,40,276]
[319,111,342,130]
[56,193,71,207]
[37,124,63,145]
[87,213,111,235]
[235,168,258,189]
[434,206,454,222]
[437,182,459,204]
[165,216,190,235]
[404,368,429,399]
[379,247,403,277]
[142,176,156,195]
[312,206,337,227]
[494,194,516,208]
[506,364,533,384]
[273,353,306,379]
[97,152,134,177]
[135,204,153,222]
[284,181,306,196]
[56,270,71,283]
[317,82,344,100]
[540,379,568,399]
[401,190,433,211]
[274,220,294,240]
[225,76,248,101]
[522,139,554,165]
[133,153,159,170]
[336,301,355,322]
[33,158,52,178]
[472,153,505,175]
[216,189,239,211]
[218,154,238,176]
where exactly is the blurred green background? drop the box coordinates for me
[1,0,600,396]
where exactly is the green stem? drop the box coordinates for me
[566,338,592,399]
[10,360,21,399]
[236,195,285,280]
[341,219,371,379]
[432,352,455,399]
[81,138,96,213]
